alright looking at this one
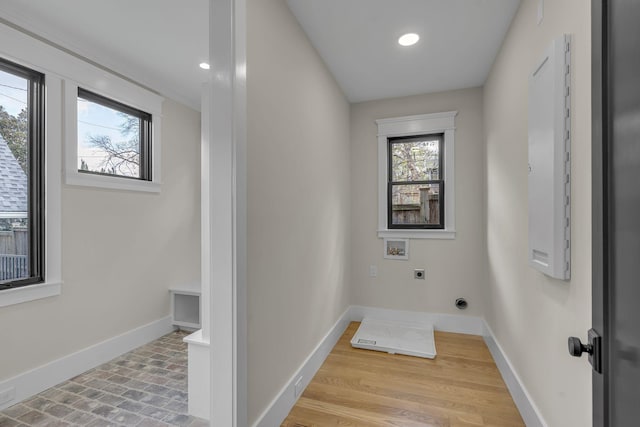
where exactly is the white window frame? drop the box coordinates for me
[64,80,162,193]
[0,19,164,306]
[376,111,457,240]
[0,25,63,307]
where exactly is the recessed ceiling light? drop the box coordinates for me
[199,62,210,70]
[398,33,420,47]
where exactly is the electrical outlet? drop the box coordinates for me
[369,265,377,277]
[294,376,304,398]
[414,269,425,280]
[0,387,15,406]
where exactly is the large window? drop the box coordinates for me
[0,57,44,289]
[0,15,160,305]
[376,111,457,239]
[388,134,444,229]
[77,88,152,181]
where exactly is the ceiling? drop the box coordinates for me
[287,0,521,103]
[0,0,520,109]
[0,0,208,110]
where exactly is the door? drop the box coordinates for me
[591,1,640,425]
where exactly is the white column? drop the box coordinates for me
[182,84,212,420]
[200,83,211,343]
[207,0,247,425]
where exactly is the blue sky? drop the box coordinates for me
[1,68,139,177]
[77,97,138,175]
[0,69,27,115]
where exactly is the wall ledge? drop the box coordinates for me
[185,329,210,419]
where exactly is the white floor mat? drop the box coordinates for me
[350,317,437,359]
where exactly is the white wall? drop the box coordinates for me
[0,98,201,381]
[350,88,487,317]
[246,0,351,423]
[483,1,592,426]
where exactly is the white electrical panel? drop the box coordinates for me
[528,34,571,280]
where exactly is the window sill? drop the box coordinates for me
[0,281,62,308]
[65,171,161,193]
[378,229,456,240]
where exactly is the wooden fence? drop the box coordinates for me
[0,227,29,281]
[0,254,27,281]
[392,188,440,225]
[0,227,28,255]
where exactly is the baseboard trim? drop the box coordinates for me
[0,316,174,411]
[482,322,548,427]
[251,308,351,427]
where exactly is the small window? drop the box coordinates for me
[377,111,456,239]
[0,57,45,289]
[388,134,444,229]
[77,88,152,180]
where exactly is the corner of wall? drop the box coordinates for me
[482,0,592,425]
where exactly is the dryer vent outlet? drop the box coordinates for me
[455,298,468,310]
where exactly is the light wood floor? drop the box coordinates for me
[282,322,525,427]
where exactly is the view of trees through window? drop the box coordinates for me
[0,66,30,282]
[77,93,143,178]
[389,135,443,227]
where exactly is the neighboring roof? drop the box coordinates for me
[0,135,27,217]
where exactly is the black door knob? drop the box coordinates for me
[568,336,593,357]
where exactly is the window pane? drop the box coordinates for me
[77,95,142,178]
[391,183,441,225]
[0,68,29,282]
[391,138,440,182]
